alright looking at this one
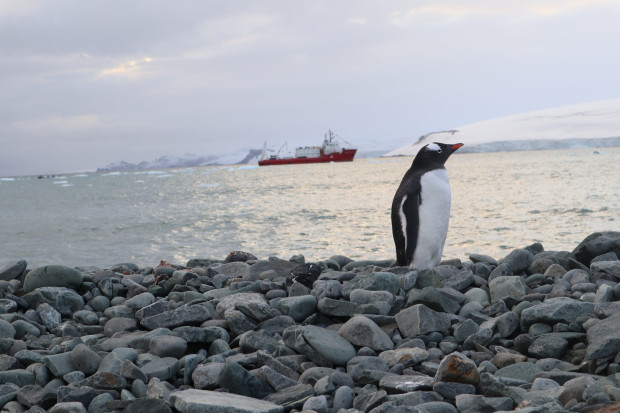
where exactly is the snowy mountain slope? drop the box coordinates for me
[384,99,620,156]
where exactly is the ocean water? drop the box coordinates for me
[1,148,618,269]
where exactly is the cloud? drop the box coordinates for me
[97,57,154,80]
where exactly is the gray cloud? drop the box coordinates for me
[2,1,620,176]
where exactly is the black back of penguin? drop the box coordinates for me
[391,142,463,268]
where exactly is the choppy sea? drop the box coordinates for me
[1,148,618,269]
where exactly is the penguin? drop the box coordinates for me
[391,142,463,269]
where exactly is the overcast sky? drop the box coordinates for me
[1,1,620,176]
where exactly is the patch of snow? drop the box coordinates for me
[385,99,620,156]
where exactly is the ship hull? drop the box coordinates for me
[258,149,357,166]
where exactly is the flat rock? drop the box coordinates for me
[489,276,527,303]
[520,297,595,330]
[585,312,620,360]
[395,304,451,337]
[0,260,27,281]
[341,272,400,298]
[22,287,84,317]
[263,383,318,411]
[379,374,433,393]
[171,388,284,413]
[140,301,215,330]
[22,265,83,292]
[378,347,428,367]
[339,315,393,351]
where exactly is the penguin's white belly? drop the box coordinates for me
[412,169,451,269]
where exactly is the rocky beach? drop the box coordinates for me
[0,231,619,413]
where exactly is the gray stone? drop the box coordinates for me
[346,356,389,381]
[333,385,355,411]
[140,357,180,381]
[224,309,258,336]
[44,352,77,377]
[104,317,138,337]
[276,295,317,322]
[378,347,428,367]
[407,287,461,314]
[528,334,569,359]
[120,359,148,382]
[455,394,514,413]
[433,381,476,400]
[49,402,88,413]
[520,297,595,329]
[0,260,27,281]
[339,315,394,351]
[0,319,16,339]
[134,299,171,321]
[22,287,84,316]
[103,304,134,319]
[214,293,267,318]
[317,297,359,317]
[70,343,102,376]
[341,272,400,298]
[479,372,525,404]
[488,276,527,303]
[302,395,328,413]
[379,374,433,392]
[86,393,114,413]
[283,325,356,367]
[0,370,35,386]
[349,288,394,305]
[572,231,620,265]
[453,319,480,343]
[218,361,273,399]
[90,295,111,312]
[595,283,615,303]
[122,398,173,413]
[191,362,224,389]
[239,330,279,353]
[465,288,491,307]
[127,328,173,351]
[436,267,475,292]
[149,334,188,358]
[500,248,534,274]
[488,263,513,282]
[585,312,620,360]
[22,265,83,292]
[72,309,99,325]
[140,301,215,330]
[416,268,443,288]
[249,258,298,280]
[495,361,541,383]
[395,304,451,337]
[469,254,498,265]
[124,292,156,309]
[89,371,127,390]
[263,383,314,411]
[256,365,299,391]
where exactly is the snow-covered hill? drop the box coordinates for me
[96,149,262,172]
[384,99,620,156]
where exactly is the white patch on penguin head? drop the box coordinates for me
[426,143,441,152]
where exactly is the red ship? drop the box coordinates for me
[258,130,357,166]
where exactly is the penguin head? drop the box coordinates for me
[413,142,463,168]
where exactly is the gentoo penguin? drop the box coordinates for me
[391,142,463,269]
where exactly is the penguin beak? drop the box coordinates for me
[450,143,464,151]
